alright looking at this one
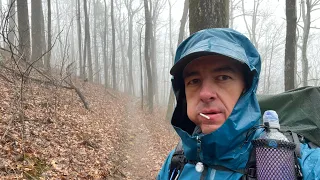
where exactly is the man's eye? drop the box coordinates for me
[187,79,201,85]
[217,75,231,81]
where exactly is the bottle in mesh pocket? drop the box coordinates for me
[252,137,297,180]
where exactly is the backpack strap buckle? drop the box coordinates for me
[246,167,257,178]
[169,140,186,180]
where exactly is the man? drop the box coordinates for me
[158,28,320,179]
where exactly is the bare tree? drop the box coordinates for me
[166,0,189,120]
[17,0,30,62]
[299,0,320,86]
[241,0,281,65]
[55,0,64,61]
[301,0,310,86]
[46,0,52,71]
[111,0,116,89]
[0,0,3,47]
[40,0,46,56]
[139,24,144,110]
[7,0,16,50]
[144,0,153,113]
[149,0,166,105]
[31,0,43,67]
[76,0,83,78]
[0,0,2,22]
[93,0,100,83]
[0,0,2,47]
[229,0,241,29]
[83,0,93,82]
[124,0,142,95]
[189,0,229,34]
[241,0,262,49]
[116,11,128,92]
[103,0,109,87]
[261,22,285,93]
[70,0,76,70]
[285,0,297,90]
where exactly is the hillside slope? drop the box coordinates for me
[0,64,178,179]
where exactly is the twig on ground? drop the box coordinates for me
[105,89,118,99]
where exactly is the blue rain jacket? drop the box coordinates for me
[157,28,320,180]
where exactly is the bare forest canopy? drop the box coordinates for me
[0,0,320,110]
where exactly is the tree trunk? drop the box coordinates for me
[83,32,87,80]
[189,0,229,34]
[111,0,116,90]
[144,0,153,113]
[262,40,268,93]
[7,0,16,50]
[17,0,30,62]
[0,0,2,47]
[46,0,52,71]
[127,14,135,95]
[166,0,189,120]
[40,1,46,55]
[301,0,311,86]
[284,0,296,91]
[162,28,168,104]
[70,0,76,67]
[229,0,234,28]
[55,0,64,60]
[83,0,93,82]
[150,1,163,106]
[151,24,158,105]
[124,0,141,95]
[139,25,144,110]
[93,0,100,83]
[266,31,279,93]
[34,0,43,67]
[76,0,83,78]
[117,14,128,92]
[103,0,108,87]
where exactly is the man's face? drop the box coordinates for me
[183,55,246,134]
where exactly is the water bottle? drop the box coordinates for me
[261,110,288,142]
[252,110,297,180]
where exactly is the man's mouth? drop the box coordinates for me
[199,113,210,119]
[199,110,222,120]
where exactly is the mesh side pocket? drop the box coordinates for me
[252,139,296,180]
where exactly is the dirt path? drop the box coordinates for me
[118,99,158,180]
[107,97,178,180]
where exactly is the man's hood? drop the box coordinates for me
[170,28,261,170]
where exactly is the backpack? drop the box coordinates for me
[258,86,320,147]
[169,86,320,179]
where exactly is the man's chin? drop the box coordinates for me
[200,124,222,134]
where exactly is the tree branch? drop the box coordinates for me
[65,63,90,110]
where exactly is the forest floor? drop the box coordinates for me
[0,58,178,179]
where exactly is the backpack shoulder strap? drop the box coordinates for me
[169,140,187,180]
[286,131,303,179]
[242,144,257,180]
[282,131,302,158]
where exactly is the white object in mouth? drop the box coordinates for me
[199,113,210,119]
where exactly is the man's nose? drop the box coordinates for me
[199,80,217,102]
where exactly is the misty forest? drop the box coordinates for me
[0,0,319,179]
